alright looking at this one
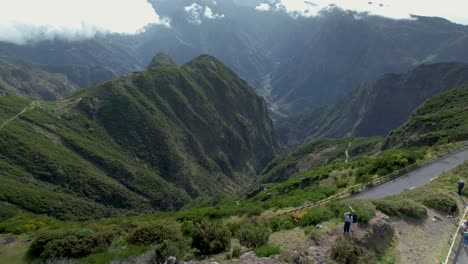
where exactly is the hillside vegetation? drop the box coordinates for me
[384,85,468,149]
[277,62,468,146]
[0,57,78,100]
[0,54,279,220]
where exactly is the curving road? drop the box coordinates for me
[346,144,468,264]
[349,145,468,200]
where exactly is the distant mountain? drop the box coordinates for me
[0,37,137,90]
[0,57,78,100]
[3,6,468,113]
[384,85,468,149]
[277,62,468,146]
[0,54,279,220]
[270,13,468,114]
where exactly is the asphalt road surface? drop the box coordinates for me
[349,146,468,200]
[346,145,468,264]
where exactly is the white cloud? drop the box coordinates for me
[0,0,164,45]
[204,7,225,19]
[255,0,468,24]
[256,3,271,11]
[185,3,204,25]
[184,3,225,25]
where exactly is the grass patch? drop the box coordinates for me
[254,244,281,257]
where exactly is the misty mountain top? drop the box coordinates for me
[1,0,467,45]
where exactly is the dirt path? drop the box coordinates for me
[0,100,38,130]
[345,141,352,163]
[394,209,454,264]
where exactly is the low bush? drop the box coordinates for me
[268,216,295,232]
[191,220,231,255]
[39,231,116,259]
[226,220,241,236]
[254,244,280,257]
[231,245,241,258]
[330,236,376,264]
[374,199,427,218]
[300,207,332,227]
[29,230,74,257]
[238,221,270,248]
[128,224,170,246]
[419,193,454,212]
[75,228,95,239]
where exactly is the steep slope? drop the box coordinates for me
[2,7,468,110]
[270,12,468,113]
[0,54,279,220]
[0,57,78,100]
[277,62,468,146]
[260,137,383,183]
[384,85,468,149]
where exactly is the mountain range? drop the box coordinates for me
[0,54,279,220]
[2,5,468,117]
[276,62,468,146]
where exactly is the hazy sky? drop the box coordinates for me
[0,0,163,44]
[274,0,468,24]
[0,0,466,45]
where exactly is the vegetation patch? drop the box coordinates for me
[254,244,281,257]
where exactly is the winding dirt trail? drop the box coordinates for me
[0,101,38,130]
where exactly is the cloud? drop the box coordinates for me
[255,0,468,24]
[204,7,225,19]
[184,3,225,25]
[256,3,271,11]
[185,3,204,25]
[0,0,165,45]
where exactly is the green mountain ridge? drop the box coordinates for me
[0,57,78,100]
[277,62,468,146]
[0,54,279,220]
[384,85,468,149]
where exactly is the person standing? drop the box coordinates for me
[458,180,465,195]
[447,203,457,218]
[343,211,355,234]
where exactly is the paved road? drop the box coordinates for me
[346,145,468,264]
[349,145,468,200]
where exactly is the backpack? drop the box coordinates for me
[352,214,357,223]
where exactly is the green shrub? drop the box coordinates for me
[29,230,73,257]
[238,223,270,248]
[330,236,376,264]
[280,217,295,230]
[268,217,281,232]
[181,221,193,237]
[191,220,231,255]
[300,207,332,227]
[226,221,241,236]
[254,244,280,257]
[374,199,427,218]
[420,193,454,212]
[128,224,170,246]
[40,231,116,259]
[232,245,241,258]
[75,228,95,239]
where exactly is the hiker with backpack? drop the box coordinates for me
[344,206,357,234]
